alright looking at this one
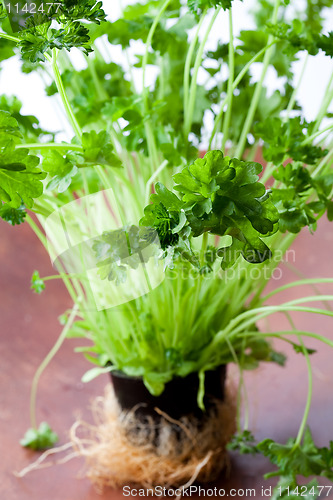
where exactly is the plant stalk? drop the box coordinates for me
[221,8,234,151]
[235,0,281,158]
[184,8,221,139]
[50,49,82,140]
[30,304,78,429]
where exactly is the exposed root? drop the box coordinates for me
[14,442,77,478]
[14,383,236,493]
[70,384,237,492]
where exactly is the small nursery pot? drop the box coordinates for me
[110,365,227,421]
[76,366,235,488]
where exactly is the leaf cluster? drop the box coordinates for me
[271,164,333,233]
[0,107,121,222]
[18,18,92,62]
[0,111,45,209]
[52,0,106,24]
[92,225,159,284]
[187,0,237,14]
[267,20,333,58]
[14,1,106,62]
[227,430,258,454]
[95,3,207,158]
[258,428,333,495]
[255,117,327,165]
[141,150,279,269]
[0,202,26,225]
[31,270,46,293]
[20,422,58,450]
[42,130,120,193]
[229,427,333,498]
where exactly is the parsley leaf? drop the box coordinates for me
[141,182,183,249]
[0,203,26,225]
[46,165,78,194]
[271,164,333,233]
[42,150,74,177]
[174,151,279,266]
[20,422,58,450]
[92,225,160,284]
[267,20,333,59]
[18,19,93,62]
[187,0,240,14]
[230,428,333,498]
[141,151,279,268]
[40,131,120,193]
[255,117,327,165]
[227,430,258,455]
[257,428,333,482]
[16,1,106,63]
[30,270,46,294]
[54,0,106,24]
[0,111,46,207]
[81,130,121,167]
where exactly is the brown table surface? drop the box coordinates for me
[1,216,333,500]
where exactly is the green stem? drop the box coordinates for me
[302,123,333,146]
[141,0,171,171]
[208,42,276,150]
[16,142,82,151]
[235,0,281,158]
[285,53,309,120]
[200,232,208,267]
[205,303,333,358]
[230,304,333,341]
[30,304,78,429]
[125,48,137,94]
[184,8,221,139]
[261,161,275,183]
[158,54,166,100]
[84,53,108,101]
[183,12,207,131]
[51,48,82,140]
[25,214,47,247]
[142,0,172,110]
[25,214,78,303]
[145,159,168,205]
[249,233,297,307]
[312,145,333,177]
[275,294,333,307]
[41,275,67,281]
[0,32,20,43]
[283,314,313,446]
[221,8,234,152]
[262,278,333,302]
[313,71,333,134]
[259,330,333,350]
[226,338,249,433]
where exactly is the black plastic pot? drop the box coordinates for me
[110,365,227,421]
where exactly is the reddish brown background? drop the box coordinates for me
[0,216,333,499]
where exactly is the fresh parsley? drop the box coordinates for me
[20,422,58,450]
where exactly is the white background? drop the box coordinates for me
[1,0,333,142]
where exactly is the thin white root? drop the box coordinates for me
[14,381,237,492]
[70,384,237,491]
[177,451,213,490]
[14,442,76,478]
